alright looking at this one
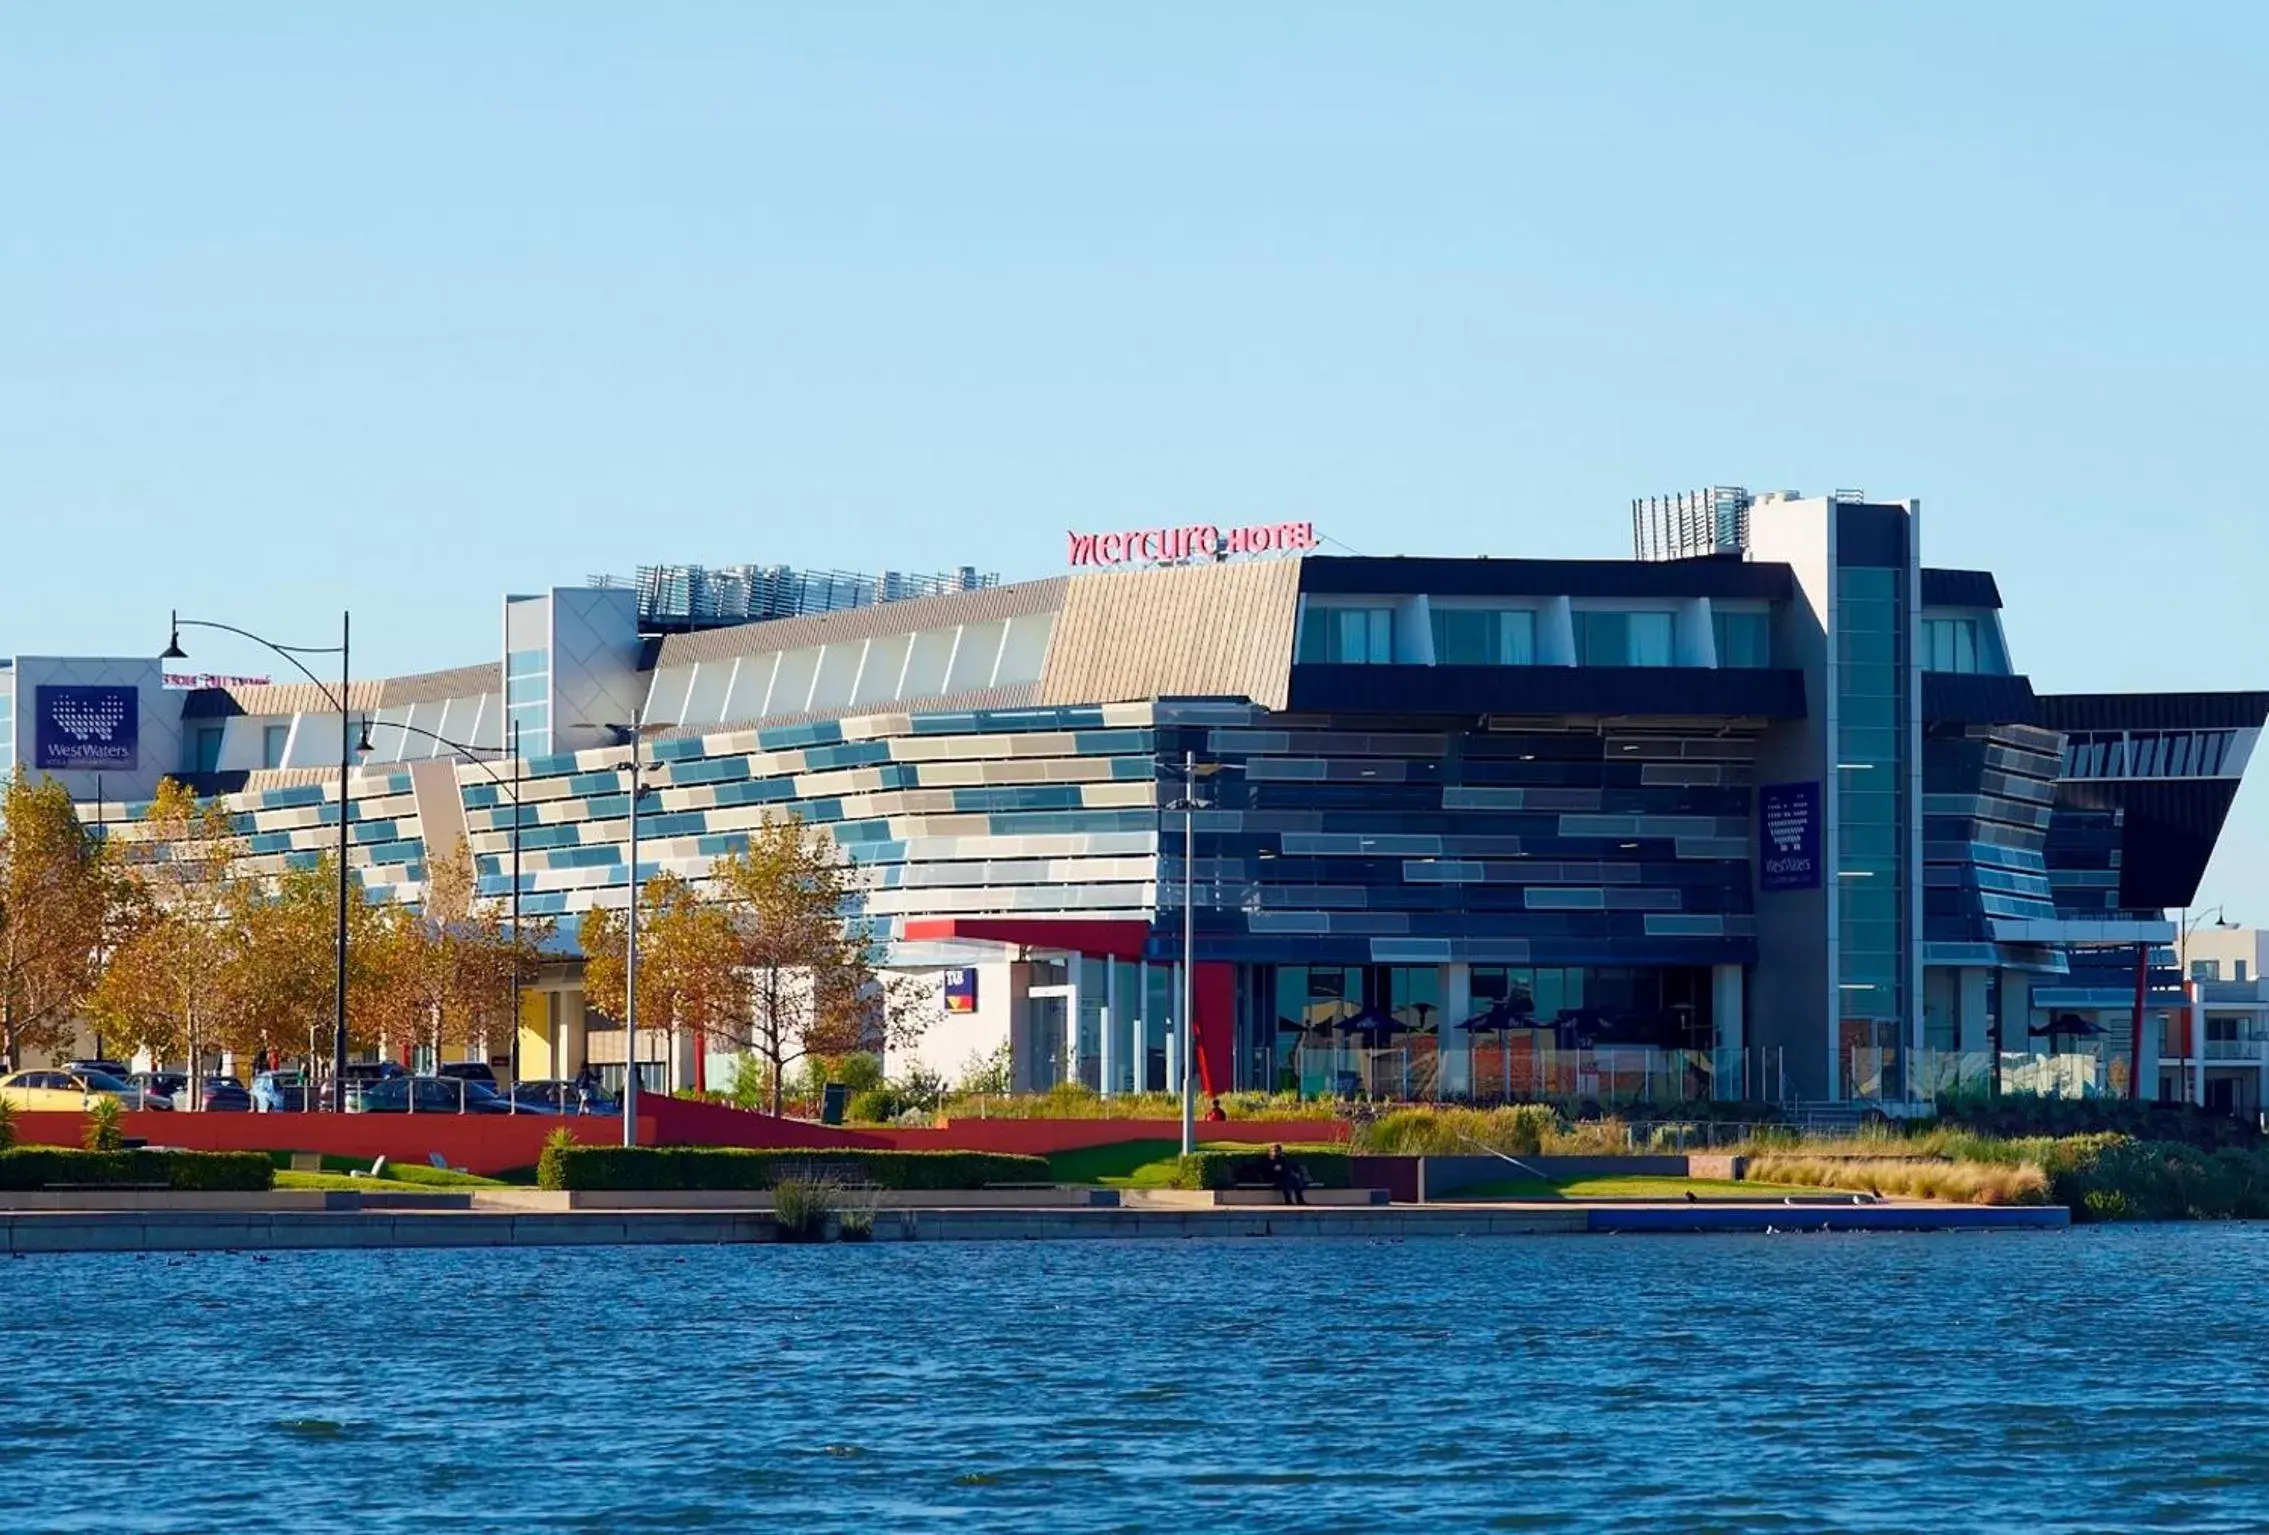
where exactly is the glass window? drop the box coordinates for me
[194,728,223,773]
[1922,618,1979,674]
[1575,611,1672,666]
[262,724,289,770]
[506,648,548,678]
[1713,610,1771,668]
[1430,608,1535,666]
[1298,607,1395,664]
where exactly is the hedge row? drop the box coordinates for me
[538,1145,1050,1192]
[0,1148,275,1192]
[1170,1145,1351,1191]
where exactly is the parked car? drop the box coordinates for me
[0,1068,173,1112]
[65,1059,132,1080]
[506,1079,620,1116]
[199,1077,252,1113]
[333,1060,409,1110]
[129,1071,190,1101]
[251,1070,308,1113]
[434,1061,499,1087]
[354,1075,513,1115]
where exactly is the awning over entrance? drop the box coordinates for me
[899,917,1152,961]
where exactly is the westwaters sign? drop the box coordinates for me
[1759,781,1821,891]
[34,684,139,772]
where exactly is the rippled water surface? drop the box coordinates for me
[6,1226,2269,1533]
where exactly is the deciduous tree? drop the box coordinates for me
[706,817,925,1117]
[582,871,738,1091]
[0,772,113,1071]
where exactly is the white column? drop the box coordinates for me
[1711,964,1745,1101]
[1100,959,1119,1098]
[1439,965,1471,1098]
[2192,987,2207,1107]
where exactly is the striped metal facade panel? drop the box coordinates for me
[1039,559,1303,710]
[652,578,1067,669]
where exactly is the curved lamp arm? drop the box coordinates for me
[166,612,347,716]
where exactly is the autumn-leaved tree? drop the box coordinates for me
[226,852,393,1075]
[582,871,739,1091]
[87,779,244,1092]
[0,771,114,1071]
[364,842,554,1071]
[707,816,924,1117]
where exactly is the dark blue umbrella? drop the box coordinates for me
[1338,1005,1404,1044]
[1459,1000,1526,1033]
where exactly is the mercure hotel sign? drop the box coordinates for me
[1067,520,1318,568]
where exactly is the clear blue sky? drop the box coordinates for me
[4,3,2264,918]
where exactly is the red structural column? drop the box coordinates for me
[1193,962,1236,1096]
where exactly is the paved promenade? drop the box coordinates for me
[0,1195,2065,1252]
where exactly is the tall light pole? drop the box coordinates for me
[1163,750,1241,1156]
[164,610,363,1111]
[606,715,658,1148]
[366,714,527,1107]
[2179,905,2237,1109]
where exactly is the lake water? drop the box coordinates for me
[5,1226,2268,1533]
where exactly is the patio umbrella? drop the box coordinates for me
[1461,1000,1527,1101]
[2030,1012,2103,1040]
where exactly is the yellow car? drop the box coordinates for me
[0,1068,174,1111]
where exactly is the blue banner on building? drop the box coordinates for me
[943,967,979,1013]
[1759,780,1821,891]
[34,685,139,772]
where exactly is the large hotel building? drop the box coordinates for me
[6,492,2263,1108]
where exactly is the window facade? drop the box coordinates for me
[1835,564,1910,1062]
[1921,617,1979,674]
[1430,607,1536,666]
[1574,610,1673,667]
[194,727,224,773]
[1298,607,1395,665]
[1712,610,1771,668]
[262,724,289,770]
[506,646,550,757]
[2062,729,2237,779]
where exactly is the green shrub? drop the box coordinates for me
[1357,1105,1558,1157]
[846,1087,910,1124]
[1936,1096,2260,1151]
[0,1098,16,1154]
[771,1176,838,1241]
[83,1097,124,1152]
[1169,1145,1350,1190]
[536,1127,577,1191]
[542,1145,1049,1192]
[0,1148,273,1192]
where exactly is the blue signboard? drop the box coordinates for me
[34,685,139,773]
[1759,781,1821,892]
[943,968,979,1014]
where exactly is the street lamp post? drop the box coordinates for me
[1163,750,1243,1157]
[606,715,658,1149]
[366,715,527,1108]
[164,610,362,1111]
[2179,905,2237,1109]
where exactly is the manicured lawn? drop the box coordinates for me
[275,1171,475,1193]
[1046,1140,1311,1188]
[268,1153,507,1189]
[1443,1175,1832,1202]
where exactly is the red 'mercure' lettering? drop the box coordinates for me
[1195,526,1221,555]
[1140,529,1162,560]
[1100,532,1125,563]
[1068,532,1097,565]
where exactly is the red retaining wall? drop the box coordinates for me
[866,1117,1348,1156]
[7,1103,1347,1174]
[10,1111,626,1176]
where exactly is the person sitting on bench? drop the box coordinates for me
[1262,1144,1308,1206]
